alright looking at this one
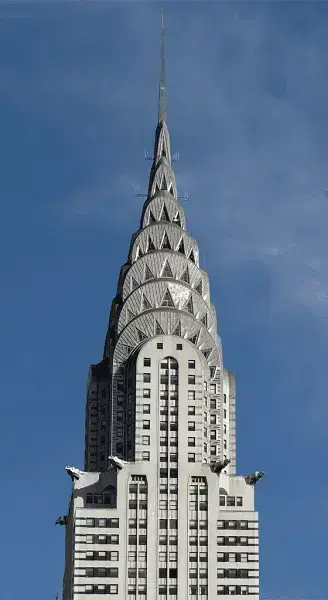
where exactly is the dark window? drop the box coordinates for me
[188,375,196,384]
[143,373,151,383]
[188,360,195,369]
[157,343,163,349]
[159,568,167,578]
[169,568,177,578]
[144,358,151,367]
[176,344,183,350]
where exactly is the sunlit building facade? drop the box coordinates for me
[61,21,261,600]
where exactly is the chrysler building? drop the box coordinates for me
[60,17,262,600]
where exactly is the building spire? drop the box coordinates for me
[158,7,166,123]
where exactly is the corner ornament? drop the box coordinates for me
[245,471,265,486]
[210,458,231,476]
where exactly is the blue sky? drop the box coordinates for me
[1,1,328,598]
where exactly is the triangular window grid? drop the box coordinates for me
[159,204,170,222]
[189,249,195,263]
[149,211,156,224]
[201,349,211,359]
[161,260,174,279]
[184,295,194,315]
[177,238,185,255]
[142,294,152,311]
[147,236,156,252]
[161,288,175,308]
[131,277,139,291]
[127,309,135,323]
[137,329,148,342]
[180,266,190,284]
[155,320,165,335]
[144,265,155,282]
[201,313,208,327]
[161,232,172,250]
[173,212,181,227]
[189,331,200,345]
[171,321,181,337]
[195,279,203,295]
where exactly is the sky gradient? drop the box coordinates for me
[1,1,328,599]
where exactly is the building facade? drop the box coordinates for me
[61,22,261,600]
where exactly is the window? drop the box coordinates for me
[143,388,150,398]
[188,375,195,384]
[142,451,150,461]
[237,497,243,507]
[188,360,195,369]
[176,343,182,350]
[98,518,107,528]
[227,496,236,507]
[224,409,227,418]
[219,495,226,506]
[188,421,195,431]
[188,390,195,401]
[188,437,195,447]
[224,394,227,403]
[143,404,150,414]
[188,406,195,415]
[157,343,163,349]
[143,420,150,429]
[143,373,151,383]
[142,435,150,445]
[109,585,118,594]
[144,358,151,367]
[210,384,216,394]
[188,453,195,462]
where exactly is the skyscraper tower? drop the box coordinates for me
[61,17,261,600]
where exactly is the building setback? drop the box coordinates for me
[60,17,262,600]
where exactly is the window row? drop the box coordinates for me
[217,553,259,563]
[217,537,258,546]
[159,519,178,529]
[216,585,255,595]
[127,568,147,578]
[77,518,119,528]
[158,568,178,578]
[189,501,208,511]
[217,520,251,530]
[128,519,147,528]
[85,493,112,506]
[219,496,243,507]
[159,468,179,477]
[76,551,119,561]
[76,567,118,578]
[217,569,258,579]
[76,585,118,594]
[129,500,148,510]
[81,534,119,544]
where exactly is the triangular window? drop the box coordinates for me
[155,182,160,193]
[189,332,199,345]
[173,212,181,227]
[131,277,139,291]
[161,260,174,278]
[155,320,165,335]
[201,313,208,327]
[180,267,190,284]
[137,329,148,342]
[161,174,168,190]
[171,321,181,337]
[135,246,143,260]
[202,349,211,359]
[210,367,216,378]
[159,204,170,222]
[147,236,156,252]
[144,265,154,281]
[195,279,203,295]
[161,288,175,307]
[161,232,171,250]
[184,295,194,315]
[168,183,173,194]
[149,211,156,224]
[177,238,185,255]
[142,295,152,310]
[189,249,195,263]
[127,346,134,355]
[162,146,167,158]
[127,309,135,323]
